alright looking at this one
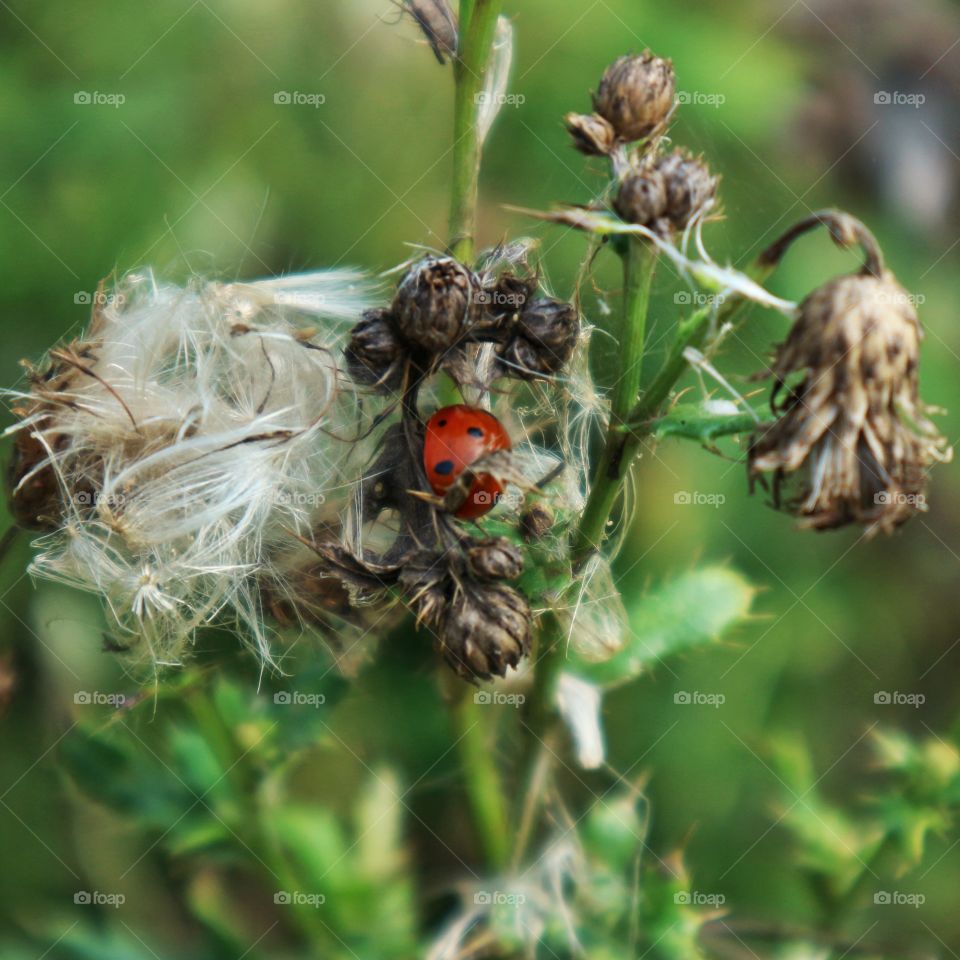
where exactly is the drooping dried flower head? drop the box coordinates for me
[593,51,675,143]
[749,213,949,533]
[344,307,404,391]
[564,112,617,157]
[393,255,480,353]
[5,268,377,667]
[403,0,458,64]
[499,296,580,380]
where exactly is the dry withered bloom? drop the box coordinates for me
[499,296,580,380]
[614,149,718,236]
[466,536,524,581]
[344,308,404,391]
[564,111,617,156]
[749,211,949,534]
[438,580,531,681]
[403,0,458,64]
[394,256,480,352]
[593,51,675,142]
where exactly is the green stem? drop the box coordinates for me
[448,0,503,261]
[453,691,511,870]
[571,238,656,569]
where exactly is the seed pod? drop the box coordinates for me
[519,297,579,356]
[593,52,675,142]
[749,269,947,533]
[438,581,531,681]
[614,165,668,227]
[344,308,404,389]
[658,149,718,230]
[466,537,524,581]
[564,112,617,156]
[500,335,561,380]
[519,503,553,542]
[393,256,479,353]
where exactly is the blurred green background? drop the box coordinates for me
[2,0,959,956]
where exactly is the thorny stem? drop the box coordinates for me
[448,0,504,262]
[571,238,657,570]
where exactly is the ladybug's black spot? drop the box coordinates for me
[437,419,447,427]
[434,459,455,476]
[467,426,484,438]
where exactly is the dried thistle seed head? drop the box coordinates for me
[658,149,718,230]
[564,112,617,156]
[465,537,524,581]
[519,503,553,542]
[614,165,668,228]
[593,51,675,142]
[518,297,580,356]
[393,256,479,352]
[404,0,458,64]
[439,581,531,681]
[345,308,404,390]
[749,270,948,534]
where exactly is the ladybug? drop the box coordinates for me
[423,404,512,520]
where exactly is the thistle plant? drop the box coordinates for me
[1,4,954,959]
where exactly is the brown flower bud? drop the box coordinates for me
[499,336,560,380]
[519,297,579,355]
[466,537,524,581]
[393,256,479,353]
[658,149,718,230]
[614,165,668,227]
[438,582,531,681]
[519,504,553,542]
[344,309,404,389]
[564,112,617,156]
[749,269,947,534]
[593,52,675,142]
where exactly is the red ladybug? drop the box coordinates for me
[423,404,512,520]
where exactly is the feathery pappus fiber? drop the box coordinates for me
[5,268,379,669]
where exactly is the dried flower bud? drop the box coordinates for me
[500,336,561,380]
[658,149,718,230]
[466,537,524,581]
[394,256,479,353]
[749,270,948,533]
[593,52,675,142]
[519,503,553,542]
[614,165,668,227]
[345,308,404,389]
[519,297,579,355]
[477,272,538,327]
[404,0,458,64]
[439,582,531,681]
[564,112,617,156]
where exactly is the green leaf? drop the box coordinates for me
[649,404,772,442]
[571,566,756,686]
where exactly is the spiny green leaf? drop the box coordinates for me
[572,566,756,686]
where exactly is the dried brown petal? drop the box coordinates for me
[564,112,617,156]
[593,52,675,142]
